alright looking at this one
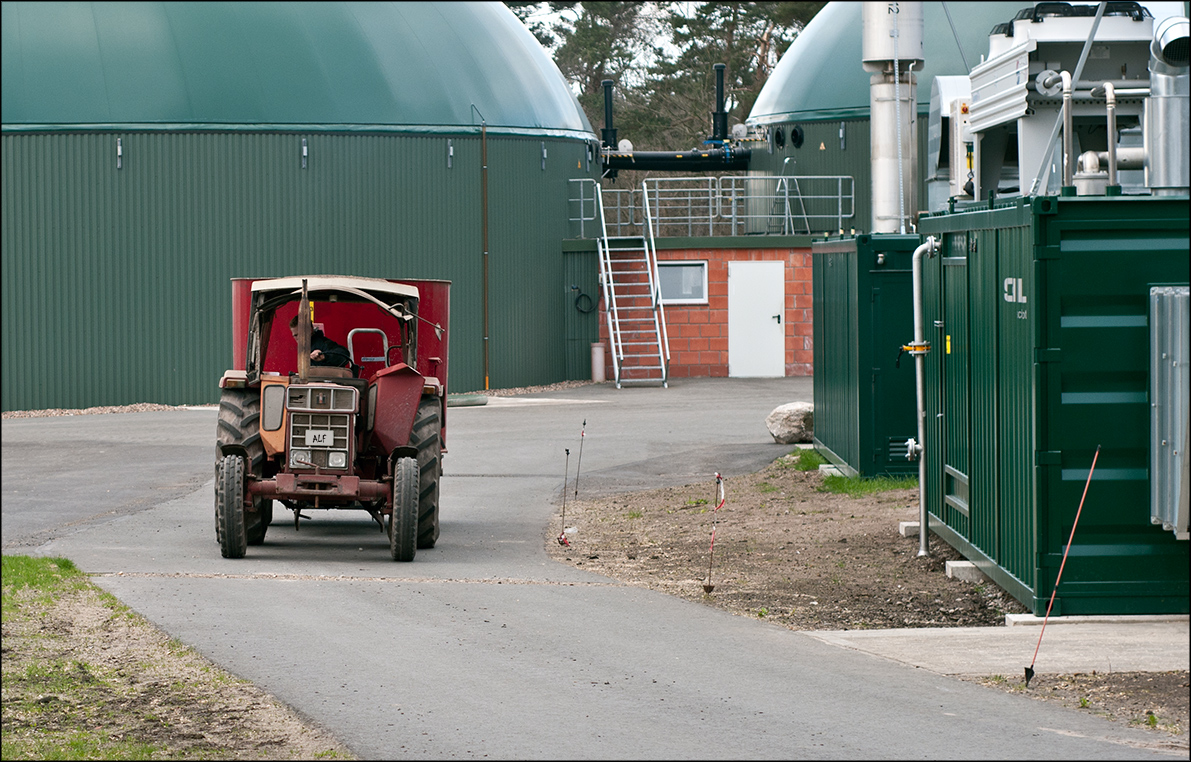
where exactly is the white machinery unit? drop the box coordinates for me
[958,2,1188,200]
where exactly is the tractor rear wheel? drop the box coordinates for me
[412,397,442,549]
[389,457,418,562]
[216,454,248,558]
[216,388,265,474]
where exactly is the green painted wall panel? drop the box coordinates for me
[1,131,598,410]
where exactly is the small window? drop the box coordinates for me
[658,261,708,304]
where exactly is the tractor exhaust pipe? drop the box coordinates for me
[297,279,311,383]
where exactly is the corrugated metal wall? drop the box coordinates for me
[1,131,599,410]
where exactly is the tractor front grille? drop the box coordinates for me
[289,412,352,469]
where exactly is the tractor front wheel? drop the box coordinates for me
[389,457,418,562]
[216,454,248,558]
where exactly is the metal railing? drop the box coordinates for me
[570,179,638,237]
[642,177,719,238]
[569,175,854,239]
[718,175,855,236]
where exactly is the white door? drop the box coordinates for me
[728,261,786,377]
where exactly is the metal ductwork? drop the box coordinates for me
[1145,16,1190,196]
[602,148,750,172]
[863,2,924,233]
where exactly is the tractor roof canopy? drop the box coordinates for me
[251,275,419,301]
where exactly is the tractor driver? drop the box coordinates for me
[289,315,354,371]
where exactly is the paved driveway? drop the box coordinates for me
[2,379,1180,759]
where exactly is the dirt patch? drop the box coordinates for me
[2,582,353,759]
[546,452,1025,629]
[963,671,1190,740]
[544,450,1189,740]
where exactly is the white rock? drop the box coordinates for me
[765,402,814,444]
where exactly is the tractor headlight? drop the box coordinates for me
[290,449,312,468]
[328,451,348,469]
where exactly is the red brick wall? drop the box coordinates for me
[598,246,813,378]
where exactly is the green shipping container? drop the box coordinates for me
[919,195,1190,616]
[812,234,920,477]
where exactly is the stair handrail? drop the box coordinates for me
[595,187,623,386]
[640,188,670,385]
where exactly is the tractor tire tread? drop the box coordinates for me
[411,398,441,549]
[216,455,248,558]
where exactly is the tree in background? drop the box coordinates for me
[505,1,825,160]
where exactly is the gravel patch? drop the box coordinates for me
[3,381,602,419]
[1,403,202,420]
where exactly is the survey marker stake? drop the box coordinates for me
[574,419,587,500]
[703,473,726,594]
[558,448,571,547]
[1025,444,1101,689]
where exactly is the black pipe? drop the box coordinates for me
[711,64,728,142]
[603,148,750,172]
[601,79,618,149]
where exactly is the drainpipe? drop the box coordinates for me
[905,236,938,557]
[479,114,490,391]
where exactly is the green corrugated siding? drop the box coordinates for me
[563,249,600,381]
[486,136,597,389]
[812,239,859,472]
[1,131,598,410]
[920,196,1190,616]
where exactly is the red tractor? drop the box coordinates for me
[215,275,450,561]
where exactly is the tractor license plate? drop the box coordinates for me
[305,429,334,447]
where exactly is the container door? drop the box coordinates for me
[942,254,971,533]
[728,261,786,377]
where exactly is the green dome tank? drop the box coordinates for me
[749,1,1025,123]
[1,1,592,136]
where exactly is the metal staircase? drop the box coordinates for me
[596,188,669,388]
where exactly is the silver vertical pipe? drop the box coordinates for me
[1062,71,1074,188]
[893,8,904,233]
[1105,82,1118,187]
[911,236,937,557]
[1028,2,1107,194]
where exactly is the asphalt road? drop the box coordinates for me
[2,378,1182,759]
